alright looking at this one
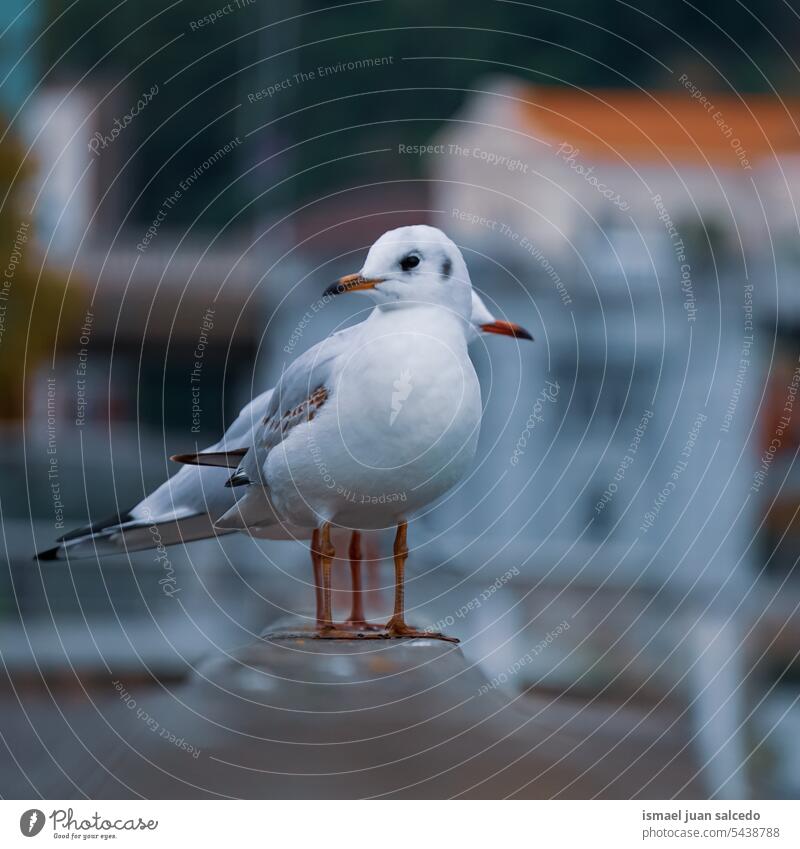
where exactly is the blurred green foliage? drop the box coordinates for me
[40,0,799,230]
[0,126,83,419]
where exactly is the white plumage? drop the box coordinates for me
[37,225,534,639]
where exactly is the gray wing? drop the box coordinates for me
[234,326,357,484]
[215,388,274,448]
[139,388,275,518]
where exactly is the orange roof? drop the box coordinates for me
[518,86,800,168]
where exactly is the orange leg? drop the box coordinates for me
[385,521,458,642]
[314,523,355,639]
[311,529,324,628]
[346,531,366,626]
[343,531,382,631]
[319,523,335,630]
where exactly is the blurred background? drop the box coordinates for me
[2,0,800,798]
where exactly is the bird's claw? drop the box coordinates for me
[384,617,460,643]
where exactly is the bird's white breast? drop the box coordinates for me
[266,306,482,529]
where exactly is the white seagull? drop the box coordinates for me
[36,227,533,639]
[217,224,529,639]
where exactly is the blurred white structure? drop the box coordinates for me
[426,77,800,601]
[12,75,800,797]
[417,77,800,797]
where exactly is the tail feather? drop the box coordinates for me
[34,511,232,561]
[170,448,248,468]
[225,470,251,487]
[216,487,274,530]
[57,510,135,543]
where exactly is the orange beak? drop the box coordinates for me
[324,273,384,297]
[480,320,534,341]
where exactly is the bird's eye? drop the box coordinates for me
[400,254,420,271]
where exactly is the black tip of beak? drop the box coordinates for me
[515,326,534,341]
[480,321,535,341]
[323,282,345,298]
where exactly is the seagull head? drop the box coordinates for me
[324,225,473,320]
[469,290,534,344]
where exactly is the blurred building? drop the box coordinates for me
[423,77,800,797]
[429,78,800,594]
[5,80,269,670]
[7,56,800,796]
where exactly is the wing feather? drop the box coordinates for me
[235,326,357,481]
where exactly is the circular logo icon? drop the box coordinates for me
[19,809,45,837]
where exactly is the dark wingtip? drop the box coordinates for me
[172,448,248,468]
[56,510,133,543]
[33,547,61,562]
[170,452,199,465]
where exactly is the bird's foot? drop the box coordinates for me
[342,618,384,632]
[314,625,365,640]
[384,616,460,643]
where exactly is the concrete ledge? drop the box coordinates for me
[37,637,704,799]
